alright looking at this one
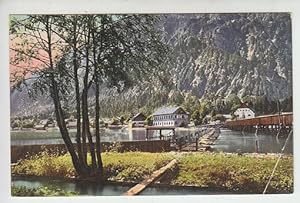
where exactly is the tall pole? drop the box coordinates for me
[277,100,281,126]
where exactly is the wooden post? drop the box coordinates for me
[178,137,182,151]
[255,140,259,153]
[146,129,149,140]
[172,129,175,142]
[159,129,162,140]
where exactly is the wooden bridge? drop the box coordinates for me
[145,126,215,151]
[224,112,293,130]
[145,126,176,140]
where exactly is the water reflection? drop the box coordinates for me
[212,128,293,154]
[12,177,132,196]
[12,176,232,195]
[11,128,293,154]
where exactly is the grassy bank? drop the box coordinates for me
[171,152,293,193]
[12,185,79,196]
[12,151,173,182]
[12,151,293,194]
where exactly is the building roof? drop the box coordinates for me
[152,106,188,116]
[235,103,255,112]
[131,113,146,121]
[239,103,250,108]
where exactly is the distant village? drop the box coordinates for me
[11,103,257,131]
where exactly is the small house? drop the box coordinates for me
[130,113,147,127]
[152,106,190,127]
[233,103,255,119]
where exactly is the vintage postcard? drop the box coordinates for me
[1,0,300,203]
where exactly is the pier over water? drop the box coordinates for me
[224,112,292,131]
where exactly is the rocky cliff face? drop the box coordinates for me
[10,13,292,117]
[162,13,292,101]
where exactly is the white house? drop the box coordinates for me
[152,106,190,127]
[234,103,255,119]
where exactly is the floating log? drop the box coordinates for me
[123,159,178,196]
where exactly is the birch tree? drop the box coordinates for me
[10,14,169,179]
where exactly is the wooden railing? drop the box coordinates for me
[225,113,293,127]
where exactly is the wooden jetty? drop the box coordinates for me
[181,128,220,152]
[224,112,292,131]
[144,126,221,152]
[145,126,176,140]
[123,159,178,196]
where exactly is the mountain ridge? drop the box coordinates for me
[10,13,293,117]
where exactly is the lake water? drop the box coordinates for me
[11,127,293,154]
[212,128,293,154]
[10,128,195,145]
[12,176,232,196]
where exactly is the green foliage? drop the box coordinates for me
[12,150,76,178]
[12,151,293,193]
[226,94,241,109]
[12,185,78,196]
[172,153,293,193]
[102,152,174,182]
[190,99,213,125]
[12,151,173,183]
[182,94,199,113]
[169,90,185,106]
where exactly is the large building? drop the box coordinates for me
[152,106,190,127]
[233,103,255,119]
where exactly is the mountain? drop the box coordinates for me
[10,13,292,117]
[161,13,292,101]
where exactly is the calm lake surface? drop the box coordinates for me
[11,127,293,154]
[12,176,232,196]
[213,128,293,154]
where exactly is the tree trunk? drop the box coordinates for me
[45,16,87,177]
[95,72,104,177]
[82,23,97,170]
[92,18,104,179]
[72,18,87,169]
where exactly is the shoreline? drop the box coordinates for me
[12,174,288,195]
[11,151,293,194]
